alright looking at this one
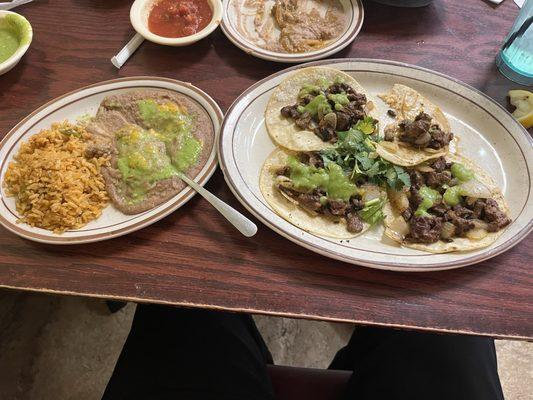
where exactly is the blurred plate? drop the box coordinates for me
[221,0,364,63]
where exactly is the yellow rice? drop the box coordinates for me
[2,122,109,233]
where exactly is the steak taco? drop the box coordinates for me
[383,154,511,253]
[376,84,454,167]
[265,67,377,152]
[260,148,386,239]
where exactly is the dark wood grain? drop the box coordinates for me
[0,0,531,340]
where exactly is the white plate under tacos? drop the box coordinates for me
[218,59,533,271]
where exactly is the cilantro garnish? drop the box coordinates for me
[320,119,410,191]
[359,197,386,225]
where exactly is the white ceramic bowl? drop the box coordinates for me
[130,0,222,46]
[0,11,32,75]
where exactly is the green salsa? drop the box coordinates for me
[116,126,178,201]
[0,14,32,64]
[450,163,474,182]
[0,29,18,63]
[137,99,202,172]
[287,156,357,202]
[115,99,203,202]
[415,186,442,217]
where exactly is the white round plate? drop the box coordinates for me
[221,0,364,63]
[218,59,533,272]
[0,77,223,244]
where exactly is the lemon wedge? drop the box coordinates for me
[509,90,533,129]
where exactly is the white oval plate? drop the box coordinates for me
[221,0,364,63]
[0,77,223,244]
[218,59,533,271]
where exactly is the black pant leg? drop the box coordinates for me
[102,305,275,400]
[330,327,504,400]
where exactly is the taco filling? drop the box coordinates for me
[384,112,454,150]
[274,153,385,233]
[280,81,371,144]
[388,157,511,244]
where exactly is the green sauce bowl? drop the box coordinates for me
[0,11,32,75]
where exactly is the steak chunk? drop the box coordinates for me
[409,170,425,189]
[346,213,364,233]
[445,210,474,236]
[426,171,452,188]
[408,216,442,243]
[483,199,511,232]
[429,157,450,173]
[428,127,453,150]
[397,112,453,149]
[296,191,322,212]
[328,200,348,216]
[398,112,432,147]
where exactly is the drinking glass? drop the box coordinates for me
[496,0,533,86]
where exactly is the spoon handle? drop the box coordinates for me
[0,0,33,11]
[178,173,258,237]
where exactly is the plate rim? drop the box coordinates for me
[218,58,533,272]
[220,0,364,63]
[0,76,224,245]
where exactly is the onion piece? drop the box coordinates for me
[466,228,489,240]
[472,219,489,230]
[415,165,434,173]
[440,222,456,239]
[389,189,409,212]
[388,216,410,239]
[457,178,492,199]
[361,184,381,202]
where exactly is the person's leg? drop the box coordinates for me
[103,304,275,400]
[330,326,504,400]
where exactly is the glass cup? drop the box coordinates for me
[496,0,533,86]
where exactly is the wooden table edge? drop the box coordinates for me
[2,283,530,341]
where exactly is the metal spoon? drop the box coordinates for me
[177,172,258,237]
[0,0,33,11]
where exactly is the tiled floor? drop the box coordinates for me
[0,291,531,399]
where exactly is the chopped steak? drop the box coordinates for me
[409,170,425,189]
[445,210,474,236]
[328,200,348,216]
[397,112,453,150]
[483,199,511,232]
[305,152,324,169]
[429,157,450,173]
[426,171,452,188]
[429,203,450,217]
[428,127,454,150]
[409,187,424,210]
[471,199,486,219]
[407,216,442,243]
[297,191,323,212]
[453,205,474,219]
[335,111,352,131]
[346,213,364,233]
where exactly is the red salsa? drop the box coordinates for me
[148,0,213,38]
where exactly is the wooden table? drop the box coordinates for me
[0,0,531,340]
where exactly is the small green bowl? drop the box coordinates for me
[0,11,32,75]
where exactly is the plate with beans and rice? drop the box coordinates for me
[0,77,222,244]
